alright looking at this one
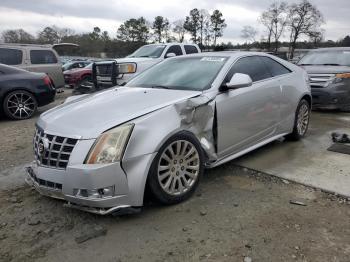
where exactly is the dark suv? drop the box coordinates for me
[298,47,350,111]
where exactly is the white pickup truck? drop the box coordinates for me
[93,43,201,87]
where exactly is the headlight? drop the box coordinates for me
[85,124,134,164]
[330,73,350,85]
[118,63,136,74]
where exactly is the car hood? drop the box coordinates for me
[38,87,201,139]
[300,65,350,74]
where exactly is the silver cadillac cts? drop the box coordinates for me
[26,52,311,215]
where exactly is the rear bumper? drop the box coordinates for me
[36,89,56,107]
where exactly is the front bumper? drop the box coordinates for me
[25,153,153,215]
[311,84,350,110]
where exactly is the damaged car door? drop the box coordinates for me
[215,55,282,157]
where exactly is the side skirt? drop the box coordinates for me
[208,133,289,168]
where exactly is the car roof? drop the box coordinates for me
[181,51,278,58]
[146,43,199,47]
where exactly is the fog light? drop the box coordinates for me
[74,186,115,199]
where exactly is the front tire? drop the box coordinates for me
[3,90,38,120]
[286,99,310,141]
[148,132,204,205]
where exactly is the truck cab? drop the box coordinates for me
[94,43,201,88]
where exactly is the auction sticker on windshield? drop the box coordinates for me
[200,57,226,62]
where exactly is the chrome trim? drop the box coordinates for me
[63,203,132,215]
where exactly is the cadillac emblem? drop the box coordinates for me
[37,137,49,157]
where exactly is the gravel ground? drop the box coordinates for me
[0,89,349,262]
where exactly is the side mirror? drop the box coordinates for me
[165,53,176,58]
[222,73,252,91]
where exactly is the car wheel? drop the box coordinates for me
[148,132,204,205]
[77,75,92,88]
[286,99,310,141]
[3,90,38,120]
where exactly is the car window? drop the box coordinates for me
[184,45,198,54]
[30,50,58,64]
[298,50,350,66]
[0,48,23,65]
[259,56,291,77]
[226,56,272,82]
[128,45,166,58]
[127,56,228,91]
[166,45,183,56]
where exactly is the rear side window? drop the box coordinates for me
[30,50,58,64]
[260,56,291,77]
[227,56,272,82]
[184,45,198,54]
[0,48,23,65]
[166,45,183,56]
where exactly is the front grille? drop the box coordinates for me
[96,64,113,76]
[33,128,78,169]
[308,73,335,88]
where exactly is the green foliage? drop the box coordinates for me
[184,8,201,43]
[210,10,226,46]
[152,16,170,43]
[117,17,149,43]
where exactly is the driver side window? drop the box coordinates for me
[165,45,183,57]
[225,56,272,83]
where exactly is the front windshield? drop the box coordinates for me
[298,50,350,66]
[126,56,228,91]
[62,62,74,71]
[85,63,93,69]
[128,45,166,58]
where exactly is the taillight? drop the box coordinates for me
[43,75,51,87]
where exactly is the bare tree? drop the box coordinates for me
[173,20,186,43]
[2,29,35,43]
[241,25,258,43]
[287,0,324,59]
[198,9,210,47]
[260,2,288,52]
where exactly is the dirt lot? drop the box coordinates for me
[0,90,349,262]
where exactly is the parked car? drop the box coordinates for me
[94,43,201,88]
[0,64,55,120]
[64,63,92,88]
[26,52,311,215]
[0,43,65,89]
[298,47,350,111]
[62,61,91,72]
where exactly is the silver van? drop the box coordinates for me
[0,43,65,88]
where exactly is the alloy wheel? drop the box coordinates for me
[157,140,200,196]
[6,92,36,119]
[296,103,309,136]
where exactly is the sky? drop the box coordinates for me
[0,0,349,44]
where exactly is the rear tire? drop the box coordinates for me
[286,99,310,141]
[147,132,204,205]
[3,90,37,120]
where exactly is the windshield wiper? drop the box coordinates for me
[150,85,170,89]
[298,63,313,66]
[320,63,341,66]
